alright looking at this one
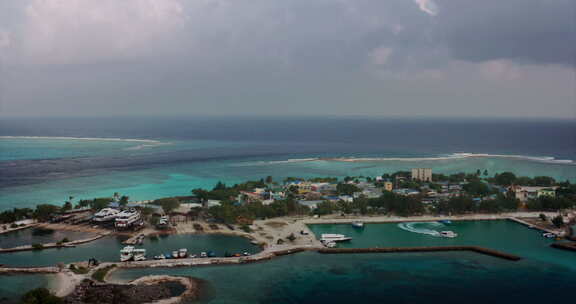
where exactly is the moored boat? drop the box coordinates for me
[439,231,457,238]
[438,220,452,225]
[178,248,188,258]
[321,234,352,242]
[120,246,135,262]
[133,248,147,261]
[352,221,364,228]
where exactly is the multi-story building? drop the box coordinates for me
[411,168,432,182]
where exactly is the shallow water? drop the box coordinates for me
[0,234,259,267]
[0,227,95,249]
[0,274,53,303]
[1,118,575,210]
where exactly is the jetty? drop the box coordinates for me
[550,242,576,252]
[317,246,522,261]
[0,233,109,253]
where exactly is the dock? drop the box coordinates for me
[0,233,109,253]
[317,246,522,261]
[550,242,576,252]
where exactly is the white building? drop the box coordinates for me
[411,168,432,182]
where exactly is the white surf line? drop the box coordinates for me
[0,136,162,144]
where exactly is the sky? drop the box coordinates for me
[0,0,574,118]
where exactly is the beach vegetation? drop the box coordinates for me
[551,215,564,228]
[33,204,61,221]
[31,243,44,250]
[494,172,516,186]
[21,287,62,304]
[152,198,181,214]
[69,264,89,274]
[336,183,360,195]
[91,264,117,282]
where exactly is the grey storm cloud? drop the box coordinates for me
[0,0,574,118]
[437,0,576,66]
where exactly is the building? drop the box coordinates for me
[411,168,432,182]
[510,186,557,202]
[384,181,393,192]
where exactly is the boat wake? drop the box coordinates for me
[397,222,445,237]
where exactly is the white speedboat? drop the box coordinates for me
[352,222,364,228]
[154,254,166,260]
[543,232,557,238]
[172,250,179,259]
[439,231,458,238]
[322,240,337,248]
[93,208,120,222]
[200,251,207,258]
[321,234,352,242]
[120,246,135,262]
[133,248,146,261]
[178,248,188,258]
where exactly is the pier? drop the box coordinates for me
[317,246,522,261]
[0,233,109,253]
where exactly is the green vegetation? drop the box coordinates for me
[336,183,361,195]
[31,243,44,251]
[152,198,181,213]
[552,215,564,228]
[21,288,62,304]
[91,264,117,282]
[69,264,89,274]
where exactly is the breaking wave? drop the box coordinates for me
[0,136,166,151]
[398,222,444,237]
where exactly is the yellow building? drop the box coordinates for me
[384,181,393,191]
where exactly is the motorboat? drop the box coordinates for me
[200,252,207,258]
[439,231,458,238]
[352,221,364,228]
[172,250,179,259]
[321,234,352,242]
[133,248,147,261]
[154,254,166,260]
[120,246,135,262]
[438,220,452,225]
[242,252,250,256]
[178,248,188,258]
[93,208,120,222]
[543,232,557,238]
[208,251,216,257]
[115,208,142,229]
[322,240,337,248]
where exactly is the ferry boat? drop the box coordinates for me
[133,248,147,261]
[321,234,352,242]
[114,208,142,229]
[178,248,188,258]
[439,231,458,238]
[93,208,120,222]
[120,246,135,262]
[352,221,364,228]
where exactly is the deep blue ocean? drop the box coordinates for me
[0,117,575,209]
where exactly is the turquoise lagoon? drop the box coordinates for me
[308,220,576,270]
[0,274,54,303]
[0,234,259,267]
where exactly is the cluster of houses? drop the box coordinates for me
[199,168,560,209]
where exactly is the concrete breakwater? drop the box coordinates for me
[317,246,523,261]
[0,233,109,253]
[550,242,576,252]
[0,244,522,275]
[0,266,59,274]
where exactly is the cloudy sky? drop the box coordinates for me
[0,0,574,118]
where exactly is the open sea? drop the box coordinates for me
[0,117,575,303]
[0,116,575,210]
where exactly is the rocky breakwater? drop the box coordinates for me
[63,275,208,304]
